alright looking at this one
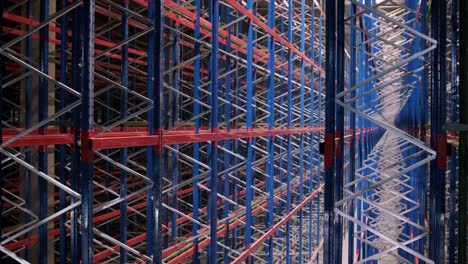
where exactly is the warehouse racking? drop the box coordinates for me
[0,0,465,263]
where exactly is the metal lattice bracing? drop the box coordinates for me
[0,0,334,263]
[336,1,437,263]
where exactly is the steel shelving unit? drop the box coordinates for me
[0,0,464,263]
[0,0,332,263]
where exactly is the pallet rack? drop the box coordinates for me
[0,0,464,263]
[0,0,332,263]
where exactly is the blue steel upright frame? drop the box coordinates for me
[4,0,461,263]
[335,0,345,262]
[429,0,447,263]
[0,0,366,263]
[348,2,357,263]
[324,1,337,263]
[38,0,50,261]
[335,1,440,263]
[146,0,164,262]
[81,1,95,263]
[208,0,220,262]
[448,1,458,263]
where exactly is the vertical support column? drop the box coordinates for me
[81,0,95,263]
[208,0,219,262]
[170,0,180,244]
[317,12,324,260]
[277,8,286,257]
[429,0,447,263]
[70,2,82,262]
[120,1,129,262]
[298,0,306,262]
[348,2,357,263]
[418,0,429,256]
[146,0,163,261]
[244,0,255,261]
[23,1,33,260]
[308,3,316,260]
[324,0,336,263]
[48,1,56,261]
[104,14,113,239]
[335,0,345,262]
[0,0,4,247]
[38,0,48,261]
[459,0,468,262]
[266,0,275,262]
[286,1,294,262]
[58,0,69,262]
[222,6,232,264]
[448,1,458,263]
[232,9,240,251]
[38,0,54,261]
[191,0,202,262]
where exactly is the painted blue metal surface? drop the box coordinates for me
[59,0,69,262]
[208,0,220,262]
[429,1,447,263]
[266,0,275,262]
[317,13,324,263]
[244,0,255,262]
[24,0,33,261]
[223,6,232,261]
[448,2,459,263]
[71,2,83,262]
[308,4,316,261]
[191,0,202,262]
[348,3,357,262]
[120,1,129,262]
[39,0,50,262]
[324,0,336,263]
[285,1,294,263]
[418,0,429,257]
[1,0,459,262]
[81,1,95,263]
[298,0,306,262]
[146,0,164,262]
[335,1,345,262]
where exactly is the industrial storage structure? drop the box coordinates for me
[0,0,466,263]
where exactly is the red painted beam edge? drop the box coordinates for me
[2,134,74,147]
[90,127,325,150]
[223,0,325,75]
[165,174,318,263]
[132,0,319,83]
[231,184,324,264]
[93,180,266,262]
[0,127,383,148]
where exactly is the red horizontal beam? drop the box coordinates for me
[131,0,315,84]
[92,179,266,262]
[223,0,325,75]
[90,127,325,150]
[2,229,61,251]
[2,12,147,59]
[92,169,313,262]
[166,194,271,263]
[1,126,384,148]
[2,134,74,147]
[3,2,313,85]
[231,184,324,264]
[166,176,320,263]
